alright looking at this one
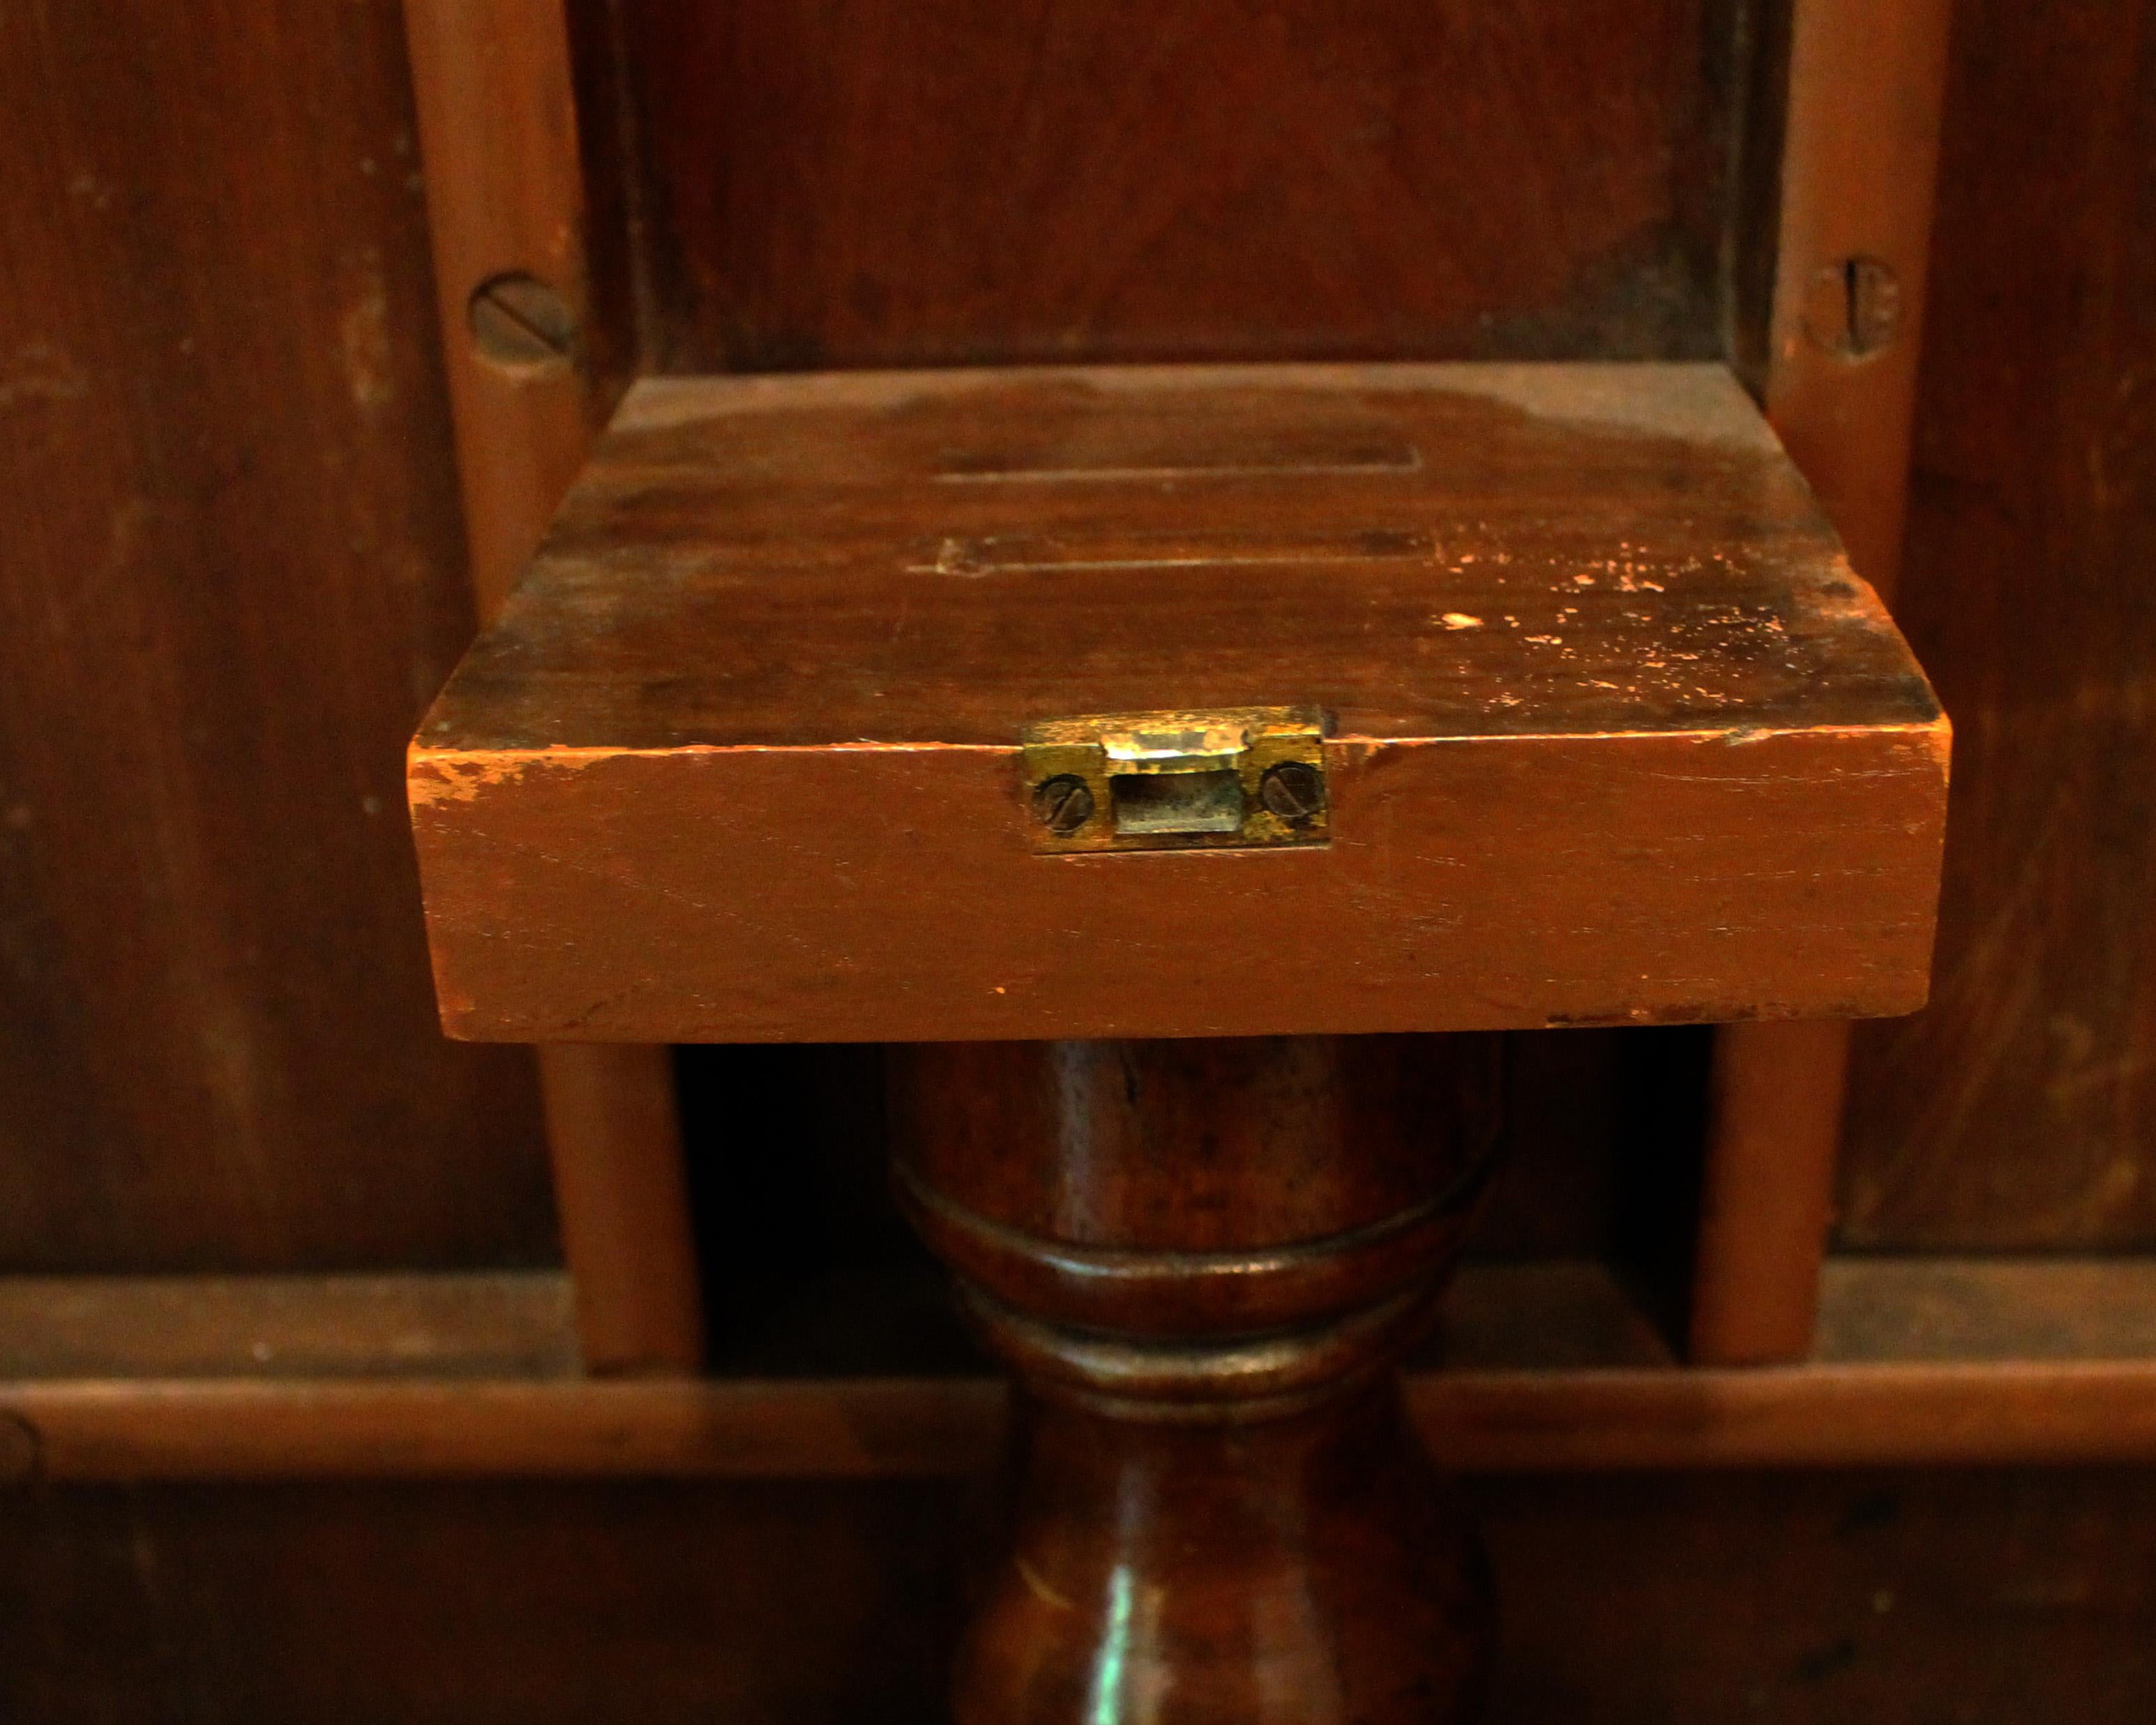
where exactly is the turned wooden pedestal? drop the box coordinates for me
[406,362,1948,1722]
[893,1037,1501,1720]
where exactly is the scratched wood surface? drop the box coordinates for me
[0,0,553,1269]
[409,362,1947,1044]
[616,0,1745,372]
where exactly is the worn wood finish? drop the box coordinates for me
[403,0,702,1370]
[892,1037,1504,1722]
[1691,1016,1854,1361]
[0,1479,966,1725]
[1839,0,2156,1248]
[1691,0,1954,1358]
[409,362,1946,1045]
[0,1272,578,1381]
[534,1044,702,1373]
[617,0,1744,373]
[1816,1258,2156,1364]
[22,1353,2156,1484]
[0,0,553,1270]
[6,1468,2156,1724]
[28,1258,2156,1483]
[610,0,1764,1278]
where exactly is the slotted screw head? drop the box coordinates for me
[1802,255,1901,361]
[467,271,578,371]
[1032,775,1095,835]
[1260,761,1324,827]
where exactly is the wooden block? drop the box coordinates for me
[409,363,1947,1044]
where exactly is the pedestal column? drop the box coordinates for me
[889,1034,1505,1724]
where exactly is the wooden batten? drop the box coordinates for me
[17,1255,2156,1482]
[402,0,702,1374]
[1691,0,1956,1365]
[409,362,1946,1046]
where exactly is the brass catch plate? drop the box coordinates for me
[1021,707,1329,854]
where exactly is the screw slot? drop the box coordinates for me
[1031,775,1095,836]
[1802,255,1901,361]
[467,271,578,372]
[1260,761,1325,827]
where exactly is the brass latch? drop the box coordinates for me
[1021,707,1329,854]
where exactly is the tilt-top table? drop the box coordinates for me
[409,361,1947,1723]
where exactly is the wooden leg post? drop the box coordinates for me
[890,1037,1504,1724]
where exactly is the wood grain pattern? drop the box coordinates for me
[19,1354,2156,1483]
[409,362,1946,1044]
[617,0,1743,371]
[1815,1258,2156,1364]
[15,1259,2156,1483]
[403,0,703,1371]
[1837,0,2156,1246]
[5,1468,2156,1723]
[891,1037,1504,1722]
[0,0,552,1270]
[1688,0,1954,1360]
[0,1273,578,1380]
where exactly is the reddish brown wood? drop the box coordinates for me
[23,1259,2156,1482]
[617,0,1742,372]
[402,0,618,611]
[891,1037,1502,1724]
[408,362,1947,1045]
[534,1044,701,1375]
[1689,0,1954,1361]
[1838,0,2156,1248]
[1691,1016,1852,1362]
[0,1272,578,1380]
[18,1356,2156,1483]
[402,0,702,1371]
[0,0,554,1270]
[7,1466,2156,1724]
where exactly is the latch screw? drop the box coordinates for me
[1260,761,1325,827]
[1031,775,1096,836]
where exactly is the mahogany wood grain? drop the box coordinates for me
[1815,1258,2156,1364]
[892,1037,1503,1722]
[409,362,1947,1045]
[0,1273,578,1381]
[403,0,702,1370]
[1689,0,1954,1360]
[617,0,1744,373]
[6,1468,2156,1724]
[0,0,553,1270]
[1691,1016,1854,1361]
[18,1355,2156,1484]
[1837,0,2156,1247]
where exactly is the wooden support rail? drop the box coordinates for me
[10,1361,2156,1485]
[1691,0,1957,1364]
[402,0,702,1373]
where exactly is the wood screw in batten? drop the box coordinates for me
[1802,255,1901,361]
[467,271,578,372]
[0,1410,40,1485]
[1260,761,1325,826]
[1031,775,1094,835]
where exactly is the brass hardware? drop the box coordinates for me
[1021,707,1329,853]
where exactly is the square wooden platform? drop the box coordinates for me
[409,363,1947,1044]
